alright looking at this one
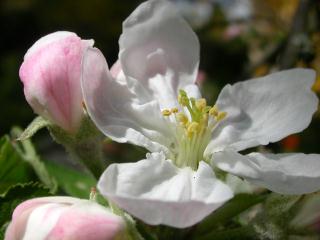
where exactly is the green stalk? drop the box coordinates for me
[49,116,106,180]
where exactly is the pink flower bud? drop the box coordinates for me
[5,197,125,240]
[19,31,94,133]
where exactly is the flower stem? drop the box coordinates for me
[49,116,106,179]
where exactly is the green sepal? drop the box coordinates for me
[252,194,306,240]
[16,116,50,141]
[109,202,144,240]
[49,115,107,179]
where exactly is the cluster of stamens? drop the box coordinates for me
[162,90,227,139]
[161,90,227,170]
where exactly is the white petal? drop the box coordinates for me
[119,0,200,109]
[98,152,233,228]
[213,151,320,194]
[225,174,257,194]
[205,69,318,154]
[81,47,173,153]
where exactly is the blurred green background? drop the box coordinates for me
[1,0,320,163]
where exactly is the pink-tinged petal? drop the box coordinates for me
[5,203,42,240]
[98,152,233,228]
[20,31,94,133]
[24,31,76,60]
[119,0,200,109]
[205,69,318,154]
[110,60,122,79]
[47,201,124,240]
[214,151,320,194]
[24,203,68,240]
[5,197,125,240]
[6,197,80,240]
[81,47,173,153]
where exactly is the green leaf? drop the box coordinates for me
[0,223,7,240]
[0,135,36,194]
[0,182,51,227]
[196,193,268,235]
[16,116,49,141]
[10,128,57,193]
[44,160,97,199]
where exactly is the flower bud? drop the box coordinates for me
[19,31,94,133]
[5,197,125,240]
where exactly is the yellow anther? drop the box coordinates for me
[196,98,207,111]
[162,109,171,116]
[187,122,199,132]
[171,108,179,113]
[201,113,208,125]
[177,113,188,125]
[209,105,219,117]
[216,112,227,121]
[187,122,199,138]
[204,106,211,113]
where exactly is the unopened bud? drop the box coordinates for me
[5,197,125,240]
[19,31,94,133]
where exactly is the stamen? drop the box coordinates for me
[171,107,178,113]
[161,89,228,170]
[196,98,207,111]
[209,105,219,117]
[200,113,209,126]
[204,106,211,113]
[177,112,188,125]
[216,112,227,121]
[187,122,199,138]
[162,109,171,116]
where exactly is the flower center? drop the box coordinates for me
[162,90,227,170]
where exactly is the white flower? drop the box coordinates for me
[81,0,320,228]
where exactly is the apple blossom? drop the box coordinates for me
[81,0,320,228]
[20,31,94,133]
[5,197,125,240]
